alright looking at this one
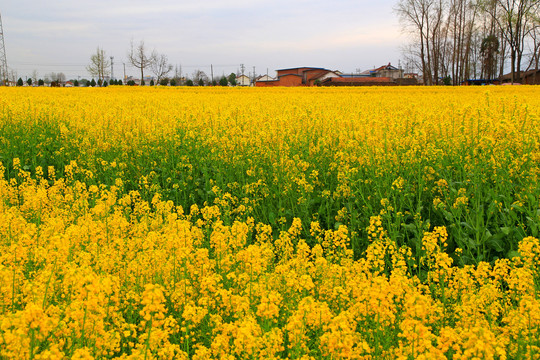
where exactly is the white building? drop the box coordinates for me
[236,74,251,86]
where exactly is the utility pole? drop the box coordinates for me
[211,64,214,85]
[123,63,126,82]
[240,63,245,77]
[0,11,9,86]
[252,66,256,84]
[110,56,114,81]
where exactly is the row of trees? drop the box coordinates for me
[16,74,239,88]
[87,41,242,87]
[16,77,107,87]
[395,0,540,84]
[88,40,246,87]
[13,72,67,86]
[14,72,242,87]
[87,40,173,85]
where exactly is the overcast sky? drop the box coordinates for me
[2,0,406,80]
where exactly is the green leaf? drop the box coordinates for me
[487,237,504,253]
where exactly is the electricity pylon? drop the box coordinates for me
[0,12,8,86]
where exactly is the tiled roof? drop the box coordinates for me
[324,77,394,83]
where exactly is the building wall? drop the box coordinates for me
[277,74,303,86]
[255,74,302,87]
[524,72,540,85]
[308,71,340,86]
[276,68,312,77]
[276,68,335,85]
[377,69,404,79]
[303,69,331,85]
[257,75,275,81]
[255,80,278,87]
[237,75,251,86]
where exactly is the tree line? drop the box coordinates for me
[395,0,540,85]
[86,40,240,87]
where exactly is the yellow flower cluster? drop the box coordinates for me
[0,166,538,358]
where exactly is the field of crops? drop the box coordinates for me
[0,86,539,359]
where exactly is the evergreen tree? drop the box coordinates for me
[38,79,44,86]
[27,78,32,86]
[17,78,23,86]
[74,80,79,87]
[170,79,177,86]
[219,76,228,86]
[150,79,155,86]
[228,73,237,86]
[186,79,194,86]
[90,79,96,87]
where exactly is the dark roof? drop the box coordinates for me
[340,74,371,78]
[324,77,394,83]
[501,69,540,80]
[278,74,303,78]
[374,63,399,71]
[276,67,330,71]
[361,63,401,74]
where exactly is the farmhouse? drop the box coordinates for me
[255,64,410,87]
[501,69,540,85]
[255,67,340,87]
[255,74,276,82]
[236,74,251,86]
[360,63,404,79]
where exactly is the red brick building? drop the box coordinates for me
[256,67,340,87]
[255,65,409,87]
[320,77,395,86]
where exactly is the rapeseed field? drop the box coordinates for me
[0,86,539,359]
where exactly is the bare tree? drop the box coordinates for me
[444,0,481,84]
[395,0,437,85]
[192,69,209,85]
[9,68,17,84]
[128,40,157,84]
[45,72,65,86]
[484,0,540,83]
[395,0,455,84]
[152,54,173,84]
[526,23,540,82]
[31,69,39,84]
[401,42,424,75]
[57,72,66,83]
[86,47,110,85]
